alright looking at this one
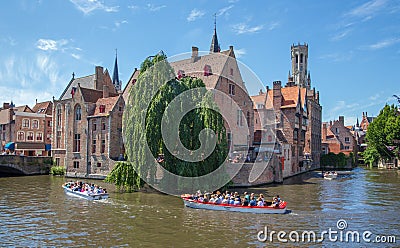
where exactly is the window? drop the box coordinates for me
[101,139,105,153]
[75,105,81,121]
[300,53,303,63]
[203,65,212,76]
[344,146,350,150]
[32,120,39,129]
[99,105,106,113]
[22,119,30,128]
[2,124,5,131]
[56,106,62,127]
[345,137,350,143]
[27,131,34,141]
[295,54,298,63]
[92,121,97,131]
[73,161,79,168]
[97,162,102,168]
[118,105,123,111]
[48,121,52,127]
[92,139,96,153]
[293,130,298,140]
[227,132,232,149]
[237,109,243,126]
[335,128,339,134]
[257,104,264,109]
[36,132,43,141]
[56,131,61,148]
[55,158,60,166]
[292,146,296,157]
[17,131,25,141]
[230,68,233,76]
[177,70,185,79]
[229,84,235,96]
[73,133,81,152]
[247,111,251,126]
[102,120,106,130]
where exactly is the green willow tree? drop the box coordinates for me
[363,104,400,165]
[106,53,227,192]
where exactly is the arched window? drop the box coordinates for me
[247,111,251,126]
[75,105,81,121]
[300,53,303,63]
[32,120,39,129]
[22,119,30,128]
[295,54,298,63]
[17,131,25,141]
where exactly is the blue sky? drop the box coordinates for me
[1,0,399,125]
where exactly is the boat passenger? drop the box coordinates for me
[257,197,264,207]
[222,195,229,204]
[233,197,241,205]
[249,196,257,206]
[214,195,222,204]
[228,196,235,205]
[242,192,250,206]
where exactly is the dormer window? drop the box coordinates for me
[203,65,212,76]
[177,70,185,79]
[99,105,106,113]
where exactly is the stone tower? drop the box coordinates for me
[291,43,310,89]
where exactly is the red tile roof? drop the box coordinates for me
[91,96,120,117]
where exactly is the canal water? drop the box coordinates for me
[0,167,399,247]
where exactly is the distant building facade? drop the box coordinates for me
[321,116,356,156]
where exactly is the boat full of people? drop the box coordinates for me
[63,181,109,200]
[323,171,338,180]
[181,191,287,214]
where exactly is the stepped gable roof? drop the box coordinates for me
[91,96,120,117]
[32,101,52,115]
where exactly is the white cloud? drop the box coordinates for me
[36,39,68,51]
[115,20,128,28]
[147,4,166,12]
[128,5,139,11]
[346,0,387,18]
[331,29,352,41]
[235,48,246,58]
[71,53,81,60]
[217,5,234,16]
[232,23,264,34]
[267,21,279,31]
[187,9,205,22]
[69,0,119,15]
[362,38,400,50]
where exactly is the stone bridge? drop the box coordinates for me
[0,155,52,176]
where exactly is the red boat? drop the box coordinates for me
[181,195,287,214]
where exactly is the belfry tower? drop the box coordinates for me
[290,43,311,89]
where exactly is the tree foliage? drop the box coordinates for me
[363,104,400,164]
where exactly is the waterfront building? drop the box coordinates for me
[360,111,376,131]
[169,24,254,155]
[321,116,356,156]
[252,43,322,177]
[52,62,124,178]
[0,101,52,156]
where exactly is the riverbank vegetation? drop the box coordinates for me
[362,104,400,166]
[50,166,65,176]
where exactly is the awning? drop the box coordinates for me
[4,142,15,150]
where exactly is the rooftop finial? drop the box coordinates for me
[72,72,75,79]
[210,14,220,53]
[214,13,216,30]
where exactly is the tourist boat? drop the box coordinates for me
[63,185,109,200]
[181,195,287,214]
[323,171,338,180]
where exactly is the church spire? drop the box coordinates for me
[112,49,121,91]
[210,14,220,53]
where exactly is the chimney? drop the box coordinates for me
[3,102,10,109]
[366,112,368,117]
[339,116,344,126]
[273,81,282,110]
[322,123,327,140]
[259,89,263,95]
[191,46,199,63]
[103,85,109,98]
[36,99,38,105]
[95,66,104,90]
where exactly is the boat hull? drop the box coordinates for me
[182,198,287,214]
[63,186,109,200]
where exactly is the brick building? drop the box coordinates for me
[170,26,254,154]
[321,116,356,156]
[52,63,124,178]
[252,43,322,177]
[0,101,52,156]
